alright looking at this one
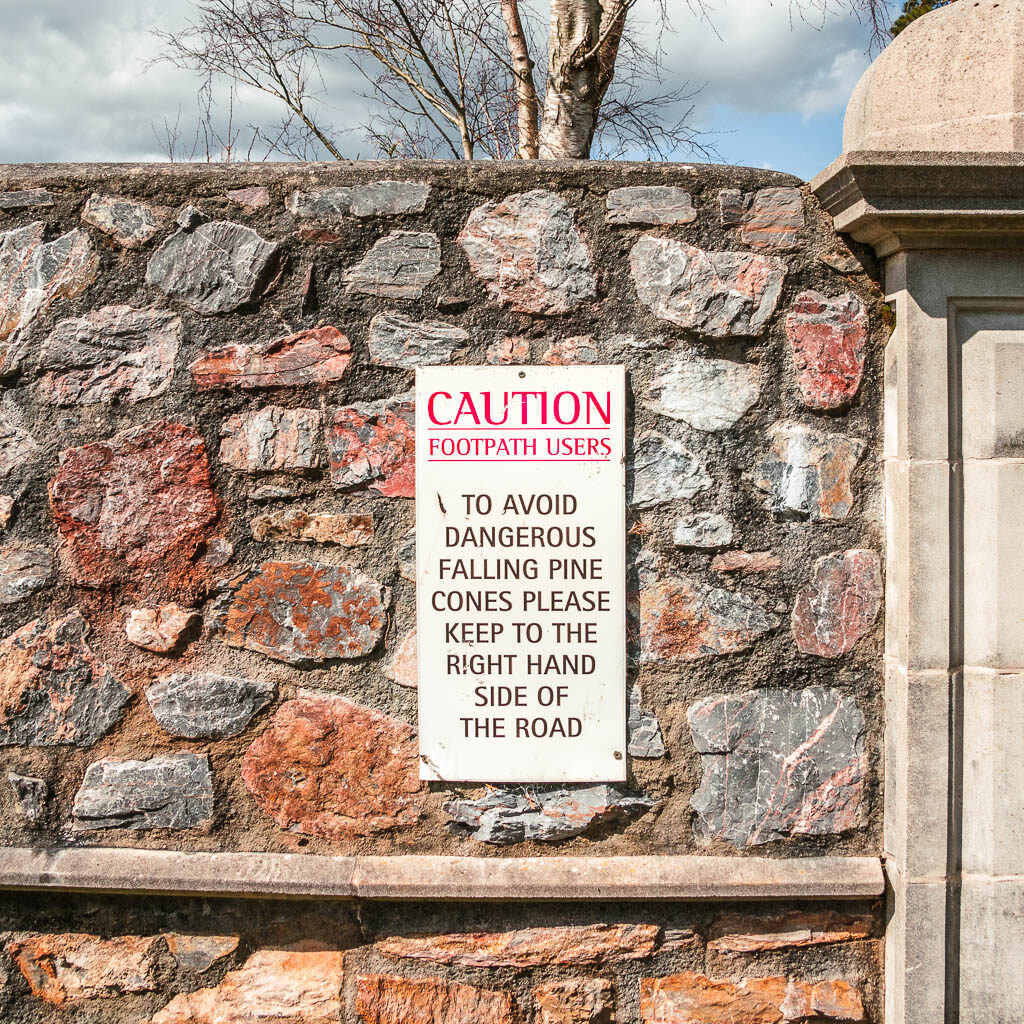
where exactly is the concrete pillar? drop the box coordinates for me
[814,3,1024,1021]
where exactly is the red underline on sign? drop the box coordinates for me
[426,427,612,431]
[427,458,611,463]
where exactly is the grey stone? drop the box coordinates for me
[345,231,440,299]
[646,354,760,431]
[0,612,131,747]
[72,753,214,831]
[146,221,281,314]
[630,235,786,336]
[0,408,39,479]
[688,686,866,847]
[81,193,168,248]
[628,685,666,759]
[146,672,275,739]
[8,772,47,822]
[0,189,55,211]
[367,312,468,368]
[287,181,430,219]
[249,484,313,503]
[38,305,182,406]
[750,422,865,521]
[445,784,655,844]
[719,187,805,250]
[458,190,597,314]
[398,529,416,582]
[0,222,97,371]
[220,406,322,472]
[606,186,697,225]
[176,205,208,229]
[630,431,712,509]
[673,513,734,549]
[0,544,51,603]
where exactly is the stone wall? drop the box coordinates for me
[0,162,886,1022]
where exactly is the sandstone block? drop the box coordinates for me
[792,549,882,657]
[707,909,874,952]
[751,422,865,521]
[146,672,275,739]
[0,222,97,372]
[630,235,785,336]
[345,231,440,299]
[125,603,198,652]
[535,978,614,1024]
[688,686,866,846]
[786,290,868,409]
[630,431,711,509]
[191,326,352,390]
[72,752,214,830]
[241,696,424,840]
[646,354,760,431]
[288,181,429,219]
[82,193,168,248]
[376,923,657,967]
[8,933,161,1005]
[445,784,654,844]
[146,220,281,313]
[250,509,373,545]
[640,972,864,1024]
[49,421,219,588]
[39,305,181,406]
[329,397,415,498]
[220,406,321,472]
[368,312,468,368]
[223,561,387,664]
[357,974,516,1024]
[606,186,696,225]
[148,949,345,1024]
[0,612,129,746]
[640,577,778,663]
[458,190,596,314]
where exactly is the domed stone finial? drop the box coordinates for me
[843,0,1024,153]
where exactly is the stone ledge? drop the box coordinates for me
[0,848,884,901]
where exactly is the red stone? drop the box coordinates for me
[356,974,516,1024]
[328,399,414,498]
[49,421,219,590]
[792,549,882,658]
[708,910,874,952]
[223,561,387,664]
[375,923,660,967]
[640,972,866,1024]
[786,291,868,409]
[534,979,613,1024]
[241,697,425,840]
[710,551,780,575]
[191,326,352,390]
[8,933,162,1005]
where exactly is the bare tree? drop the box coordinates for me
[154,0,888,161]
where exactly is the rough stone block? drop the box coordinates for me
[72,753,214,830]
[606,186,696,225]
[357,974,516,1024]
[0,188,55,211]
[534,978,614,1024]
[646,354,760,431]
[241,696,424,840]
[146,672,275,739]
[368,312,468,368]
[8,772,47,822]
[458,190,596,314]
[288,181,429,218]
[0,543,51,603]
[689,686,866,846]
[328,396,415,498]
[81,193,168,248]
[345,231,440,299]
[250,509,373,546]
[630,431,711,509]
[220,406,322,472]
[673,512,734,549]
[125,603,198,652]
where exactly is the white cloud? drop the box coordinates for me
[0,0,878,162]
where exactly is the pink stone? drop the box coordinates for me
[125,603,198,652]
[541,336,599,365]
[786,291,868,409]
[328,398,414,498]
[487,336,530,365]
[792,549,882,658]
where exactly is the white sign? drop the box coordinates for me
[415,365,626,783]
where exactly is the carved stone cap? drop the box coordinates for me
[812,150,1024,256]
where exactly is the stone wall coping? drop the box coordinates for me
[0,848,884,901]
[812,150,1024,256]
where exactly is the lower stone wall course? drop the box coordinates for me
[0,892,883,1023]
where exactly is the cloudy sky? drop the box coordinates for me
[0,0,885,180]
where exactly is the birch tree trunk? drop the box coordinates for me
[538,0,604,158]
[500,0,541,159]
